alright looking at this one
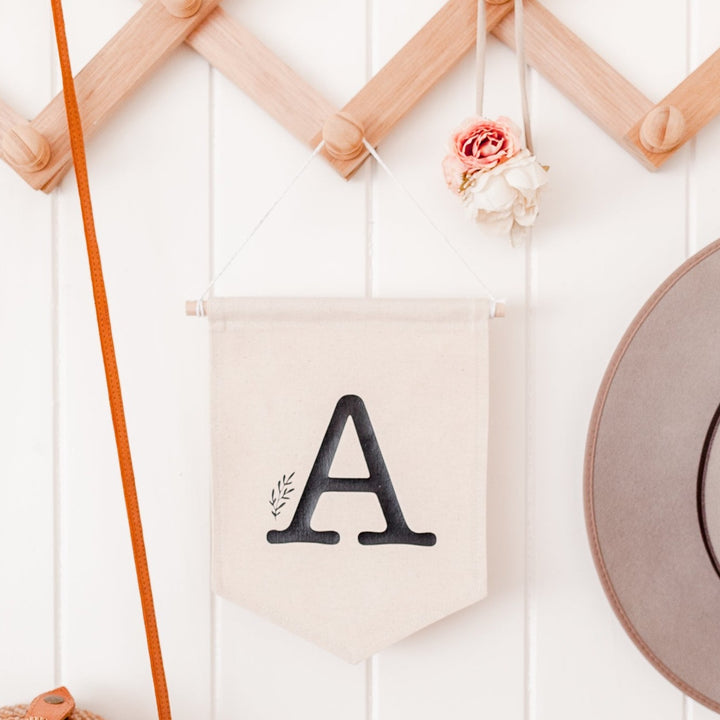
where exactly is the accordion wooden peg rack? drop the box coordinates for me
[1,0,719,193]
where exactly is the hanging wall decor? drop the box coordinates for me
[181,122,505,659]
[585,238,720,714]
[185,126,504,659]
[442,0,547,245]
[208,297,490,661]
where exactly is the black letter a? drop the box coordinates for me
[267,395,436,546]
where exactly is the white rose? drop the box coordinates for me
[461,149,548,245]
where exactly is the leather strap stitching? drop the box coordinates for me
[49,3,171,719]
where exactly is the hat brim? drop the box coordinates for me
[586,238,720,712]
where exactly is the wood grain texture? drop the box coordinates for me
[492,0,654,165]
[21,0,221,193]
[0,0,709,191]
[186,7,335,146]
[626,47,720,168]
[0,99,26,138]
[312,0,515,178]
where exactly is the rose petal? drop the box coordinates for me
[473,208,515,235]
[442,154,466,193]
[510,223,531,247]
[452,140,548,242]
[504,161,548,193]
[467,174,516,212]
[513,202,539,227]
[449,115,521,173]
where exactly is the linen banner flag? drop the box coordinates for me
[209,297,489,661]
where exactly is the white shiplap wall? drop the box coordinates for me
[1,1,718,718]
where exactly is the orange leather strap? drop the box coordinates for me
[49,3,171,720]
[22,687,75,720]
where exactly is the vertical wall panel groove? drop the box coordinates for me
[55,4,214,719]
[524,59,540,720]
[524,234,536,720]
[49,18,63,689]
[533,2,689,718]
[51,175,62,690]
[372,4,527,718]
[0,1,55,701]
[207,57,219,720]
[211,3,368,718]
[365,2,378,715]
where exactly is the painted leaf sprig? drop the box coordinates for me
[269,472,295,519]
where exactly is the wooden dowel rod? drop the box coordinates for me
[625,47,720,168]
[22,0,221,193]
[312,0,515,178]
[491,0,654,165]
[185,8,335,147]
[186,300,206,316]
[185,300,507,318]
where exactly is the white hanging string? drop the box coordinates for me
[191,3,539,318]
[514,0,533,153]
[194,137,504,318]
[476,0,533,153]
[512,0,534,244]
[474,0,536,248]
[194,140,326,316]
[475,0,486,116]
[362,139,502,317]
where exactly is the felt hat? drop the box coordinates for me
[585,238,720,712]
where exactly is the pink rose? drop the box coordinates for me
[448,116,521,173]
[441,154,466,193]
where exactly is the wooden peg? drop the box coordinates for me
[161,0,202,17]
[186,300,206,316]
[322,112,365,161]
[639,105,685,154]
[2,124,50,172]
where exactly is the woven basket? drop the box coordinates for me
[0,707,104,720]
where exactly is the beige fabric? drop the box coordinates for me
[209,297,489,661]
[586,238,720,712]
